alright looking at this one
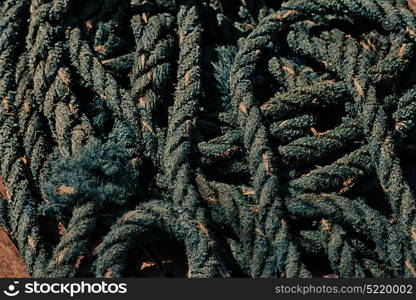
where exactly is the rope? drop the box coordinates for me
[1,0,416,278]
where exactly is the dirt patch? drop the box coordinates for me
[0,227,29,278]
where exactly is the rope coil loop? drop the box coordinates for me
[0,0,416,278]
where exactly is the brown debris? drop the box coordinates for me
[221,146,239,158]
[411,227,416,242]
[239,102,249,116]
[142,12,149,24]
[2,96,10,114]
[0,176,10,202]
[342,178,354,188]
[56,185,75,195]
[405,260,416,277]
[406,26,416,37]
[58,69,71,85]
[68,103,77,114]
[56,248,68,264]
[399,44,408,59]
[23,101,31,114]
[396,122,405,132]
[140,261,157,270]
[303,67,315,73]
[75,255,85,269]
[322,60,331,67]
[340,177,355,193]
[85,20,93,31]
[141,120,155,135]
[98,93,108,100]
[21,156,28,165]
[278,120,290,128]
[131,157,140,167]
[184,119,192,137]
[251,206,259,214]
[321,219,331,232]
[196,223,209,235]
[28,236,36,250]
[310,127,323,137]
[305,21,316,26]
[255,227,265,236]
[140,54,146,69]
[262,152,272,175]
[92,242,103,256]
[184,70,191,86]
[360,38,376,51]
[94,45,107,55]
[360,41,370,51]
[104,268,113,278]
[353,77,365,98]
[138,97,147,108]
[242,187,255,195]
[101,58,115,65]
[388,218,397,224]
[58,222,66,236]
[409,0,416,14]
[178,29,184,44]
[147,72,153,81]
[276,10,297,20]
[121,210,139,224]
[282,66,296,75]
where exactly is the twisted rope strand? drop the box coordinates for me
[1,0,416,278]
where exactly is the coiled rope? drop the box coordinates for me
[1,0,416,278]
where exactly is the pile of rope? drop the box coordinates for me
[1,0,416,278]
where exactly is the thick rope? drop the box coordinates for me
[0,0,416,278]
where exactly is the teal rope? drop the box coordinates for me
[1,0,416,278]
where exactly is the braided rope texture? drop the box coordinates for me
[1,0,416,278]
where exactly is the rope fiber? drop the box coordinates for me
[1,0,416,278]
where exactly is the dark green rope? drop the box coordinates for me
[1,0,416,278]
